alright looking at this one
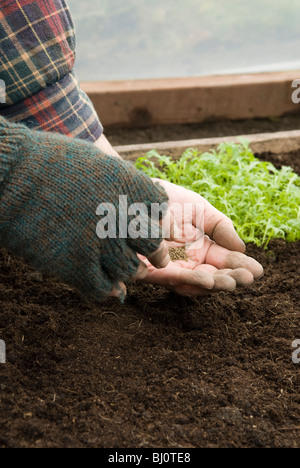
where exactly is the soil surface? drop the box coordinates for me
[0,145,299,448]
[106,114,300,146]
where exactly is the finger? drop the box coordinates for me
[132,260,149,280]
[173,275,236,296]
[201,198,246,253]
[110,281,127,303]
[212,274,237,291]
[211,218,246,253]
[193,266,237,291]
[147,240,170,269]
[178,268,215,289]
[196,264,254,287]
[173,275,236,297]
[206,243,264,279]
[216,268,254,286]
[139,260,214,289]
[225,252,264,279]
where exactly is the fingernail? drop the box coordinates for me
[239,239,246,252]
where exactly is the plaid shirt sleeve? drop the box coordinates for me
[0,0,103,142]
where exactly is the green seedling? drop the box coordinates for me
[135,141,300,248]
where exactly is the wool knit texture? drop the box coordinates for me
[0,116,169,301]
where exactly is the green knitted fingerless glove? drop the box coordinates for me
[0,116,168,302]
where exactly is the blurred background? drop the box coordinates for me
[68,0,300,81]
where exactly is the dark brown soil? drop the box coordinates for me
[106,114,300,146]
[0,147,299,448]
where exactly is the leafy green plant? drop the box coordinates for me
[135,141,300,247]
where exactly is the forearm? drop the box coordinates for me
[94,134,122,159]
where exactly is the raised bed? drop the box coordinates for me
[115,129,300,161]
[82,71,300,128]
[0,134,299,449]
[0,73,299,448]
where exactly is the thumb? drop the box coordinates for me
[212,218,246,253]
[147,240,170,269]
[109,281,127,303]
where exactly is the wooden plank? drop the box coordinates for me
[114,129,300,161]
[81,72,300,128]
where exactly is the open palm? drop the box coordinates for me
[136,180,264,297]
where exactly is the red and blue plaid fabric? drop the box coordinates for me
[0,0,102,141]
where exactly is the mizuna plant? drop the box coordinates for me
[135,142,300,248]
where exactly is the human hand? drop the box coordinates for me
[0,117,171,303]
[94,133,122,159]
[134,179,263,297]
